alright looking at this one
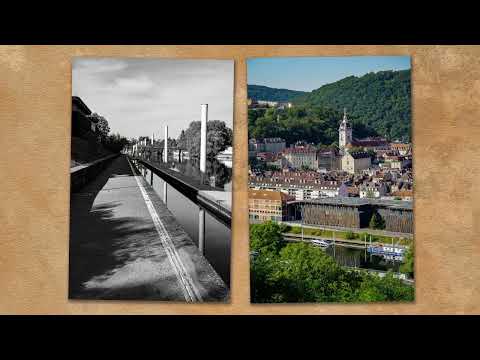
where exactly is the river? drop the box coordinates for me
[325,245,402,272]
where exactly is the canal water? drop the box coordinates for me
[325,245,402,272]
[146,154,232,190]
[133,161,231,286]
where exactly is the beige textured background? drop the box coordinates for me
[0,45,479,314]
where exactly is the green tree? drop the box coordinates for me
[356,272,414,302]
[369,212,385,230]
[178,120,232,158]
[295,69,411,142]
[250,221,284,255]
[249,222,414,304]
[248,104,380,147]
[345,231,356,240]
[177,130,187,149]
[274,242,361,302]
[250,251,281,303]
[248,85,306,102]
[90,113,110,142]
[103,133,129,153]
[399,243,414,278]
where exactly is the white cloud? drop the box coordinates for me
[112,75,155,94]
[72,58,233,139]
[72,58,128,74]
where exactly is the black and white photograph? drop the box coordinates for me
[69,58,233,302]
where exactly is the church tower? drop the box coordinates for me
[339,108,352,151]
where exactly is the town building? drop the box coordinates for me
[338,108,389,151]
[287,197,413,234]
[248,139,261,157]
[248,189,294,222]
[381,154,411,170]
[341,151,371,174]
[359,182,389,199]
[283,145,318,170]
[72,96,99,136]
[263,137,286,153]
[71,96,101,164]
[256,152,284,168]
[249,174,342,201]
[391,189,413,201]
[338,108,353,151]
[390,142,412,155]
[352,137,390,151]
[257,100,279,107]
[248,98,293,110]
[317,147,340,171]
[249,137,286,155]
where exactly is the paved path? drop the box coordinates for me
[69,155,228,302]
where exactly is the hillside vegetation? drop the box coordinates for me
[248,84,306,102]
[294,69,411,142]
[248,69,411,143]
[248,105,378,146]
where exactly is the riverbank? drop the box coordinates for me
[280,222,413,246]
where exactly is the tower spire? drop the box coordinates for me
[343,107,347,121]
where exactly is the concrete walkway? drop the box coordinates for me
[69,155,228,302]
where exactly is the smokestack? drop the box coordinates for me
[164,125,168,163]
[200,104,208,173]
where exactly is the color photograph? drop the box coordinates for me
[69,58,233,301]
[248,56,414,303]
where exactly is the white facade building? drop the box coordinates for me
[341,151,371,174]
[339,108,353,151]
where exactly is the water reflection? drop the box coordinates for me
[325,245,401,272]
[146,155,232,190]
[134,162,231,286]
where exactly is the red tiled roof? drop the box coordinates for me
[249,189,294,202]
[351,139,388,147]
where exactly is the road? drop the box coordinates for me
[69,155,228,302]
[282,233,371,249]
[279,221,413,239]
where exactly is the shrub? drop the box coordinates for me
[345,231,356,240]
[290,227,301,234]
[369,212,385,230]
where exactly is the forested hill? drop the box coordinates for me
[248,84,307,102]
[294,69,411,141]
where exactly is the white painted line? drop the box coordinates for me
[126,157,203,302]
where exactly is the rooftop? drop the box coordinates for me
[284,146,317,154]
[249,189,294,202]
[348,151,371,159]
[72,96,92,116]
[264,137,285,143]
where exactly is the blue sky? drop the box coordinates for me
[247,56,411,92]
